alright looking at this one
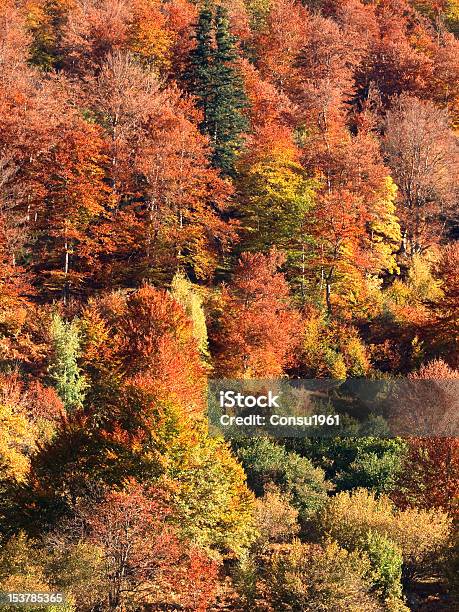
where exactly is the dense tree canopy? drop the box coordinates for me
[0,0,458,609]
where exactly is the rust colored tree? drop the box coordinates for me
[383,94,459,256]
[118,285,207,416]
[213,250,301,377]
[74,480,218,610]
[393,360,459,519]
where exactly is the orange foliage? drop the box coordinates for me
[118,286,207,415]
[394,361,459,518]
[77,479,219,610]
[214,250,301,377]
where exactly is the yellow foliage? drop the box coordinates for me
[171,271,209,359]
[301,311,370,378]
[412,1,459,34]
[0,402,35,483]
[254,484,299,548]
[406,251,443,302]
[165,420,257,555]
[320,488,452,568]
[383,250,443,323]
[370,176,401,275]
[0,532,75,612]
[128,0,173,70]
[265,539,381,611]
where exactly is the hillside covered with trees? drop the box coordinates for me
[0,0,458,610]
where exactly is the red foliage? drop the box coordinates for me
[303,124,389,313]
[214,250,301,377]
[254,0,309,89]
[0,217,31,309]
[428,243,459,368]
[0,373,63,424]
[26,381,65,423]
[428,32,459,127]
[118,285,207,415]
[31,107,109,299]
[392,359,459,517]
[0,1,31,73]
[89,53,235,285]
[356,0,432,102]
[240,58,294,129]
[383,94,458,255]
[395,437,459,518]
[78,479,219,610]
[390,358,459,436]
[164,0,198,77]
[292,12,362,131]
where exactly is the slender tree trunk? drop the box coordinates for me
[301,242,306,303]
[325,267,334,315]
[64,223,69,305]
[325,281,332,315]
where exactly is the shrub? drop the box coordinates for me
[253,484,300,549]
[0,532,75,612]
[319,489,452,576]
[232,552,258,609]
[235,437,329,522]
[364,531,404,602]
[447,526,459,600]
[265,539,381,611]
[391,506,452,569]
[297,437,407,494]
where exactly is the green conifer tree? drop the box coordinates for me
[188,7,214,127]
[189,5,249,175]
[48,315,87,412]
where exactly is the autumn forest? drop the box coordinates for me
[0,0,458,610]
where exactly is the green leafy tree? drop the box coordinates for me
[235,437,329,522]
[412,1,459,34]
[292,436,407,495]
[43,540,106,612]
[236,128,316,295]
[48,315,87,412]
[166,423,257,555]
[364,531,404,604]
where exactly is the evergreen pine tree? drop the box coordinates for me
[188,7,214,129]
[48,315,87,412]
[211,5,249,174]
[189,5,249,176]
